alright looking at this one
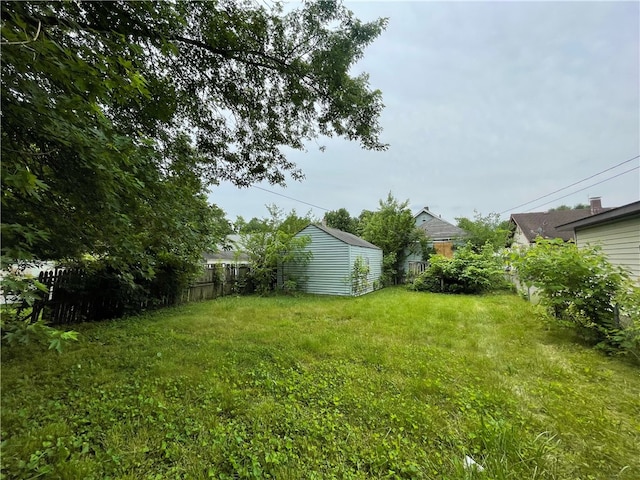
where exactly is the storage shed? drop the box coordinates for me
[279,224,383,296]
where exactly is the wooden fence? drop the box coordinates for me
[181,264,252,302]
[31,264,253,325]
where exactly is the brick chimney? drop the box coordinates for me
[589,197,602,215]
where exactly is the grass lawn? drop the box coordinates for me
[1,288,639,479]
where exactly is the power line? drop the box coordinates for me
[525,165,639,212]
[251,185,330,212]
[500,154,640,214]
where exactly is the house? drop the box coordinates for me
[279,224,383,296]
[404,206,467,277]
[414,206,468,256]
[203,234,250,266]
[509,197,608,248]
[556,200,640,282]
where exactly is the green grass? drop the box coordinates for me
[2,288,639,479]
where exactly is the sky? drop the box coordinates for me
[209,1,640,226]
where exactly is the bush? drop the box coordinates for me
[411,243,508,294]
[1,261,78,352]
[510,239,640,358]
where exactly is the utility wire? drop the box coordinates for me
[500,154,640,214]
[251,185,330,212]
[525,165,639,212]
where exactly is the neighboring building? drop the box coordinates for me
[405,206,467,277]
[279,224,383,296]
[510,197,608,248]
[557,200,640,282]
[414,206,468,256]
[203,234,250,266]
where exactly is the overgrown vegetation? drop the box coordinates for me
[1,0,386,347]
[348,256,371,295]
[510,238,640,360]
[455,211,513,252]
[0,264,78,352]
[411,243,509,294]
[359,193,430,284]
[240,206,313,295]
[2,290,638,479]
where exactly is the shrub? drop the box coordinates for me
[349,256,371,295]
[510,238,640,357]
[411,243,508,294]
[0,260,78,352]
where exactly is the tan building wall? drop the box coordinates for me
[575,217,640,281]
[511,226,531,248]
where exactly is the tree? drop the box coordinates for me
[547,203,589,212]
[240,205,313,294]
[1,0,386,266]
[455,211,513,252]
[359,193,429,284]
[324,208,360,234]
[235,216,271,234]
[2,1,386,346]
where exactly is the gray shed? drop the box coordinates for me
[279,224,383,296]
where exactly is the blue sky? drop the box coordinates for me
[209,1,639,225]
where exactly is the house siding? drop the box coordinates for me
[575,217,640,281]
[512,226,531,248]
[349,245,383,295]
[281,225,382,296]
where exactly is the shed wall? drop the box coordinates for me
[349,245,383,295]
[281,225,352,295]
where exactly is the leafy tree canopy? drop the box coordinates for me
[1,0,387,271]
[455,211,513,252]
[359,193,428,284]
[547,203,589,212]
[240,205,314,294]
[324,208,360,234]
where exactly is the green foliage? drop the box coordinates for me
[242,206,313,294]
[548,203,589,212]
[1,0,385,337]
[412,244,509,294]
[348,256,370,295]
[359,193,429,284]
[2,0,386,257]
[0,263,78,352]
[456,211,513,251]
[510,238,640,357]
[324,208,360,234]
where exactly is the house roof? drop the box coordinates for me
[203,251,249,262]
[306,224,382,250]
[414,206,467,241]
[203,234,249,262]
[510,209,597,243]
[418,216,467,240]
[556,200,640,231]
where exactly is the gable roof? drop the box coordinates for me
[556,200,640,231]
[418,216,467,240]
[510,209,597,243]
[304,224,381,250]
[414,206,467,241]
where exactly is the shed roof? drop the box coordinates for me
[510,209,596,243]
[305,224,382,250]
[556,200,640,231]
